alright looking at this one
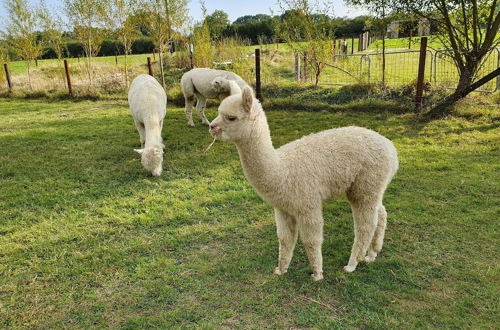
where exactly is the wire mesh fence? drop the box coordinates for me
[2,47,499,96]
[318,49,499,92]
[434,49,499,92]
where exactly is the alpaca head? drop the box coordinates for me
[211,77,230,94]
[209,86,259,142]
[134,147,163,176]
[212,77,242,96]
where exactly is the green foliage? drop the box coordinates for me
[0,98,498,328]
[204,10,230,41]
[2,0,43,89]
[38,0,65,60]
[277,0,335,85]
[193,21,213,68]
[131,37,155,54]
[215,36,252,82]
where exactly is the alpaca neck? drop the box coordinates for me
[235,113,284,195]
[144,122,162,149]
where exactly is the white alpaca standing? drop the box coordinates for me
[209,87,398,280]
[128,74,167,176]
[180,68,250,127]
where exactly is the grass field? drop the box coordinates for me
[1,97,499,328]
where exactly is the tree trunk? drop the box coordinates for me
[159,45,166,89]
[124,52,129,87]
[87,54,92,86]
[27,60,32,90]
[314,62,321,85]
[425,62,483,118]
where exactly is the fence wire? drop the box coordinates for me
[319,49,499,92]
[2,48,499,94]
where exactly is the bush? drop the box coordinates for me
[132,38,155,54]
[66,41,85,57]
[166,84,184,107]
[98,40,124,57]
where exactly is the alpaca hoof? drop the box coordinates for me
[274,267,286,276]
[343,265,357,273]
[202,121,210,126]
[311,272,323,281]
[364,251,377,263]
[188,122,195,127]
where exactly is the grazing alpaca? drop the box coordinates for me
[180,68,250,127]
[128,74,167,176]
[209,87,398,280]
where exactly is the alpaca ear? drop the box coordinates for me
[242,87,253,113]
[229,81,242,95]
[134,148,144,154]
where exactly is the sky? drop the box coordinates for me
[188,0,368,22]
[0,0,368,24]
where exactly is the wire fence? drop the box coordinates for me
[317,48,499,92]
[2,48,499,95]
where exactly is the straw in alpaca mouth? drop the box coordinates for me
[204,137,217,153]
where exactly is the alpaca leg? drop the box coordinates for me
[298,214,324,281]
[274,209,298,276]
[344,203,378,273]
[184,95,195,127]
[135,120,146,148]
[195,96,210,126]
[365,204,387,263]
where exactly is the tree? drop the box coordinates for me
[205,10,230,40]
[0,43,8,88]
[142,0,189,88]
[192,0,213,68]
[2,0,43,90]
[65,0,107,86]
[400,0,500,115]
[39,0,66,61]
[225,14,277,44]
[277,0,335,85]
[348,0,500,115]
[332,15,369,37]
[105,0,140,87]
[346,0,395,85]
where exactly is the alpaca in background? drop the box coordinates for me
[128,74,167,176]
[180,68,250,126]
[209,87,398,280]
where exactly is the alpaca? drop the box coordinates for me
[209,87,398,280]
[128,74,167,176]
[180,68,250,127]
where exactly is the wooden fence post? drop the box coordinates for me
[351,37,355,54]
[64,59,72,96]
[147,57,153,76]
[255,48,262,102]
[415,37,428,112]
[294,52,300,82]
[303,53,307,82]
[4,63,12,91]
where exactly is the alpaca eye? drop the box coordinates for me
[226,116,237,122]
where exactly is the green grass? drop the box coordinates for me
[5,53,154,76]
[0,97,499,328]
